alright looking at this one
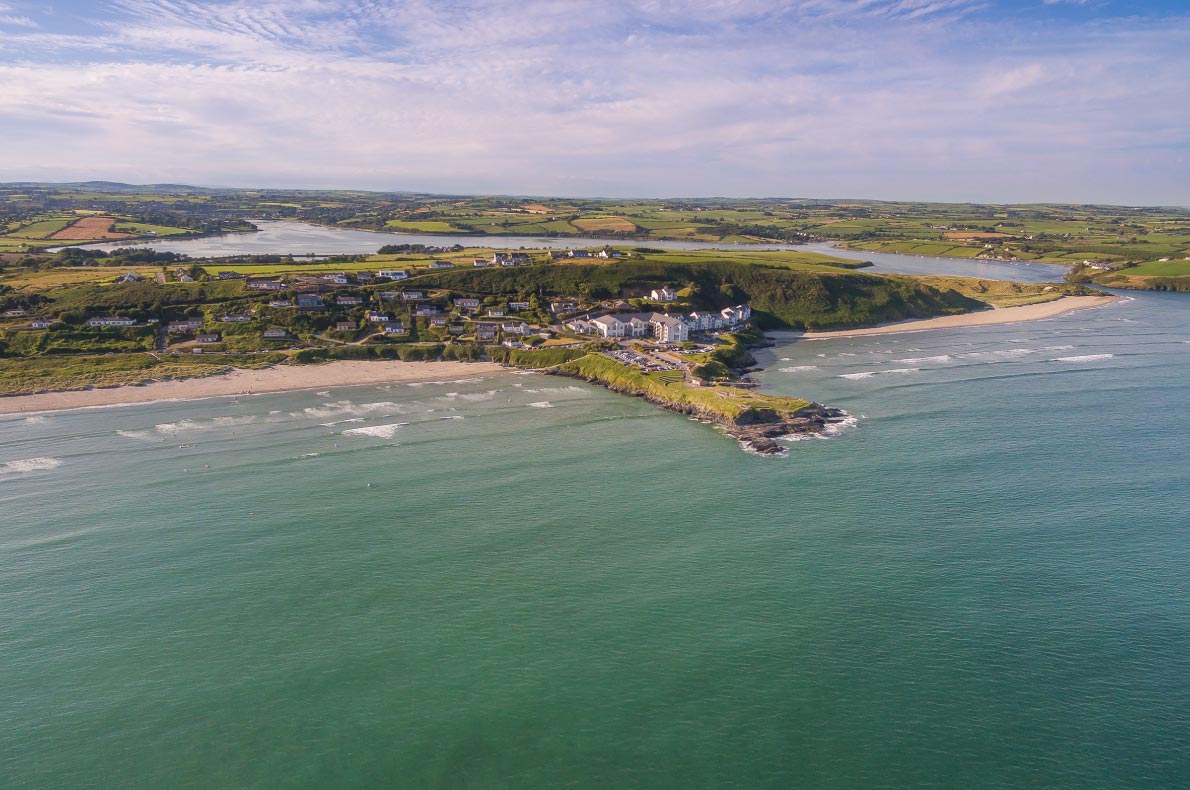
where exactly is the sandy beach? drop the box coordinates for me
[0,360,506,415]
[769,295,1119,340]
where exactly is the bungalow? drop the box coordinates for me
[379,291,399,301]
[428,315,449,326]
[487,308,506,317]
[549,251,569,261]
[247,279,285,291]
[415,306,442,317]
[218,271,243,280]
[509,301,531,311]
[295,294,325,309]
[377,270,409,281]
[383,321,407,335]
[29,319,54,329]
[4,308,29,318]
[177,273,195,283]
[428,260,455,270]
[336,296,363,306]
[650,287,677,302]
[218,314,252,323]
[268,299,293,307]
[400,291,425,301]
[502,339,524,348]
[321,274,349,285]
[453,298,481,311]
[87,316,137,327]
[597,246,621,259]
[117,272,141,283]
[501,322,531,336]
[167,319,203,332]
[367,311,391,323]
[569,250,591,259]
[263,328,289,339]
[550,300,578,314]
[196,333,221,343]
[335,321,356,331]
[475,322,499,341]
[473,258,490,267]
[447,324,466,335]
[356,272,375,282]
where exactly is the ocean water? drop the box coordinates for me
[2,292,1189,788]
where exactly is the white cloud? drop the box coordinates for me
[0,0,1186,203]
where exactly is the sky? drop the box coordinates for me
[0,0,1187,204]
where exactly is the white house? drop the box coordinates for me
[321,274,349,285]
[117,272,141,283]
[428,260,455,270]
[218,314,252,323]
[650,287,677,302]
[688,311,723,331]
[720,304,752,325]
[590,315,626,338]
[378,270,409,281]
[501,322,531,336]
[473,258,490,267]
[247,279,285,291]
[453,298,481,311]
[30,319,54,329]
[367,311,391,323]
[195,333,221,343]
[567,318,598,334]
[648,314,689,343]
[383,321,407,335]
[167,319,203,332]
[263,328,289,339]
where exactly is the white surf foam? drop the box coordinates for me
[154,416,257,435]
[527,401,553,408]
[896,355,951,365]
[0,457,63,476]
[778,365,819,373]
[839,368,919,380]
[1053,354,1114,362]
[342,422,408,439]
[301,400,404,419]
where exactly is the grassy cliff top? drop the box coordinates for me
[556,352,812,423]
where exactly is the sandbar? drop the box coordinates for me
[769,295,1119,340]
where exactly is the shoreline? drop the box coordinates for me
[768,295,1119,340]
[0,360,505,416]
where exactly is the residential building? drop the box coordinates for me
[428,260,455,270]
[647,314,689,343]
[218,271,243,280]
[377,270,409,281]
[321,273,349,285]
[247,279,285,291]
[268,299,293,307]
[475,322,499,341]
[650,287,677,302]
[501,322,531,336]
[429,315,448,326]
[167,319,203,332]
[400,291,425,301]
[383,322,407,335]
[688,311,723,331]
[509,301,531,311]
[196,333,221,343]
[720,304,752,325]
[263,328,289,339]
[295,294,325,309]
[367,311,391,323]
[86,316,137,327]
[488,308,505,317]
[335,321,356,331]
[473,258,490,267]
[4,308,29,317]
[336,296,363,306]
[218,314,252,323]
[415,306,442,317]
[453,298,480,311]
[117,272,141,283]
[29,319,54,329]
[597,246,621,259]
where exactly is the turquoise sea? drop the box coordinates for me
[3,283,1190,786]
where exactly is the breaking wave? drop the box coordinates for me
[301,400,404,419]
[527,401,553,408]
[778,365,818,373]
[0,457,63,476]
[1053,354,1114,363]
[341,422,408,439]
[839,368,920,380]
